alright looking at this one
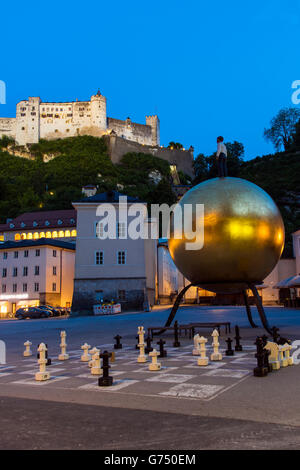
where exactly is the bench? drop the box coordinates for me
[147,321,231,339]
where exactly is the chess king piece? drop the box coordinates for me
[197,336,209,366]
[149,349,161,371]
[35,343,51,381]
[114,335,122,350]
[81,343,91,362]
[23,340,32,357]
[253,337,268,377]
[192,334,201,356]
[225,337,234,356]
[58,330,69,361]
[91,348,102,375]
[157,339,167,358]
[210,329,222,361]
[98,351,113,387]
[264,341,280,370]
[173,320,181,347]
[234,325,243,352]
[137,326,147,363]
[145,335,153,354]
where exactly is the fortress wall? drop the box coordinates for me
[105,134,195,178]
[107,118,152,145]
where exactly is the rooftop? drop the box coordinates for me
[0,238,76,251]
[0,209,77,232]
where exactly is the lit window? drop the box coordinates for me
[27,233,33,240]
[15,233,21,241]
[46,231,51,238]
[52,283,56,292]
[33,232,39,239]
[21,233,27,240]
[65,230,70,237]
[58,231,64,237]
[95,251,104,265]
[52,231,58,238]
[71,229,77,237]
[39,232,45,238]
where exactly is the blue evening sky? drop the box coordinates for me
[1,0,299,160]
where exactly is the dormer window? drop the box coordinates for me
[33,221,38,227]
[9,223,15,228]
[70,218,75,224]
[45,221,50,226]
[20,222,26,228]
[57,220,63,225]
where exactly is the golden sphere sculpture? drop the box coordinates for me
[168,177,285,294]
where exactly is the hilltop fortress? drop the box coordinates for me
[0,90,194,177]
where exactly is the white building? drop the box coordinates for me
[0,239,75,317]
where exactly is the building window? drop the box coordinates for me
[3,252,7,260]
[95,222,104,238]
[14,251,18,259]
[71,229,77,237]
[13,267,18,277]
[117,222,126,239]
[34,266,40,276]
[58,230,64,237]
[24,250,29,258]
[53,250,57,257]
[13,284,17,293]
[23,283,27,293]
[53,266,57,275]
[34,283,39,292]
[35,249,40,257]
[2,284,6,293]
[118,290,126,301]
[23,267,28,276]
[65,230,71,237]
[27,233,33,240]
[52,283,56,292]
[117,251,126,265]
[2,268,7,278]
[95,251,104,265]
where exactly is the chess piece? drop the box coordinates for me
[253,337,268,377]
[58,331,69,361]
[81,343,91,362]
[110,351,116,363]
[149,349,161,371]
[225,337,234,356]
[210,329,222,361]
[37,343,51,366]
[234,325,243,352]
[285,344,293,366]
[35,343,51,381]
[264,341,280,370]
[261,335,272,373]
[88,347,98,367]
[271,326,280,344]
[114,335,122,350]
[98,351,113,386]
[137,326,147,363]
[192,334,201,356]
[157,339,167,358]
[91,348,102,375]
[173,321,181,347]
[197,336,208,366]
[145,335,153,354]
[279,344,289,367]
[23,340,32,357]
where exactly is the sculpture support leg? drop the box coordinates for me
[248,283,272,334]
[242,289,258,328]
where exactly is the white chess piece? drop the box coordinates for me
[81,343,91,362]
[88,347,98,368]
[35,343,50,381]
[90,348,102,375]
[264,342,280,370]
[23,340,32,357]
[137,326,147,363]
[197,336,209,366]
[192,334,201,356]
[149,349,161,371]
[58,331,69,361]
[279,344,289,367]
[210,329,222,361]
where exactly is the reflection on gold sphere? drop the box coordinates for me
[168,177,285,293]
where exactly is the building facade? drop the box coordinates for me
[0,239,75,317]
[0,91,160,147]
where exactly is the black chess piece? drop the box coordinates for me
[157,339,167,358]
[271,326,280,344]
[253,337,268,377]
[114,335,122,350]
[173,321,181,347]
[234,325,243,352]
[37,343,51,366]
[145,335,153,354]
[225,337,234,356]
[98,351,113,387]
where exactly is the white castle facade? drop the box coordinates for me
[0,91,160,147]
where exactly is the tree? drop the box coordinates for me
[168,142,183,149]
[263,108,300,151]
[193,153,209,182]
[291,120,300,151]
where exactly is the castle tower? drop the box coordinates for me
[90,90,107,130]
[146,115,160,146]
[15,97,41,145]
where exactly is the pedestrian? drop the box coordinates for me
[216,136,228,177]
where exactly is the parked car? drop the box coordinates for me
[39,305,60,317]
[15,307,51,320]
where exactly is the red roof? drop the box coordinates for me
[0,209,77,232]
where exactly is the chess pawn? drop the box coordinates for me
[81,343,91,362]
[192,334,201,356]
[35,343,50,381]
[197,336,208,366]
[91,348,102,375]
[23,340,32,357]
[58,330,69,361]
[149,349,161,371]
[210,329,222,361]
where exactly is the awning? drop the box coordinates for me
[288,275,300,288]
[255,283,268,289]
[273,275,299,289]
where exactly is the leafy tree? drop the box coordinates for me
[168,142,183,149]
[193,153,209,182]
[263,108,300,151]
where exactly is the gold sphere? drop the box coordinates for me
[168,177,285,293]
